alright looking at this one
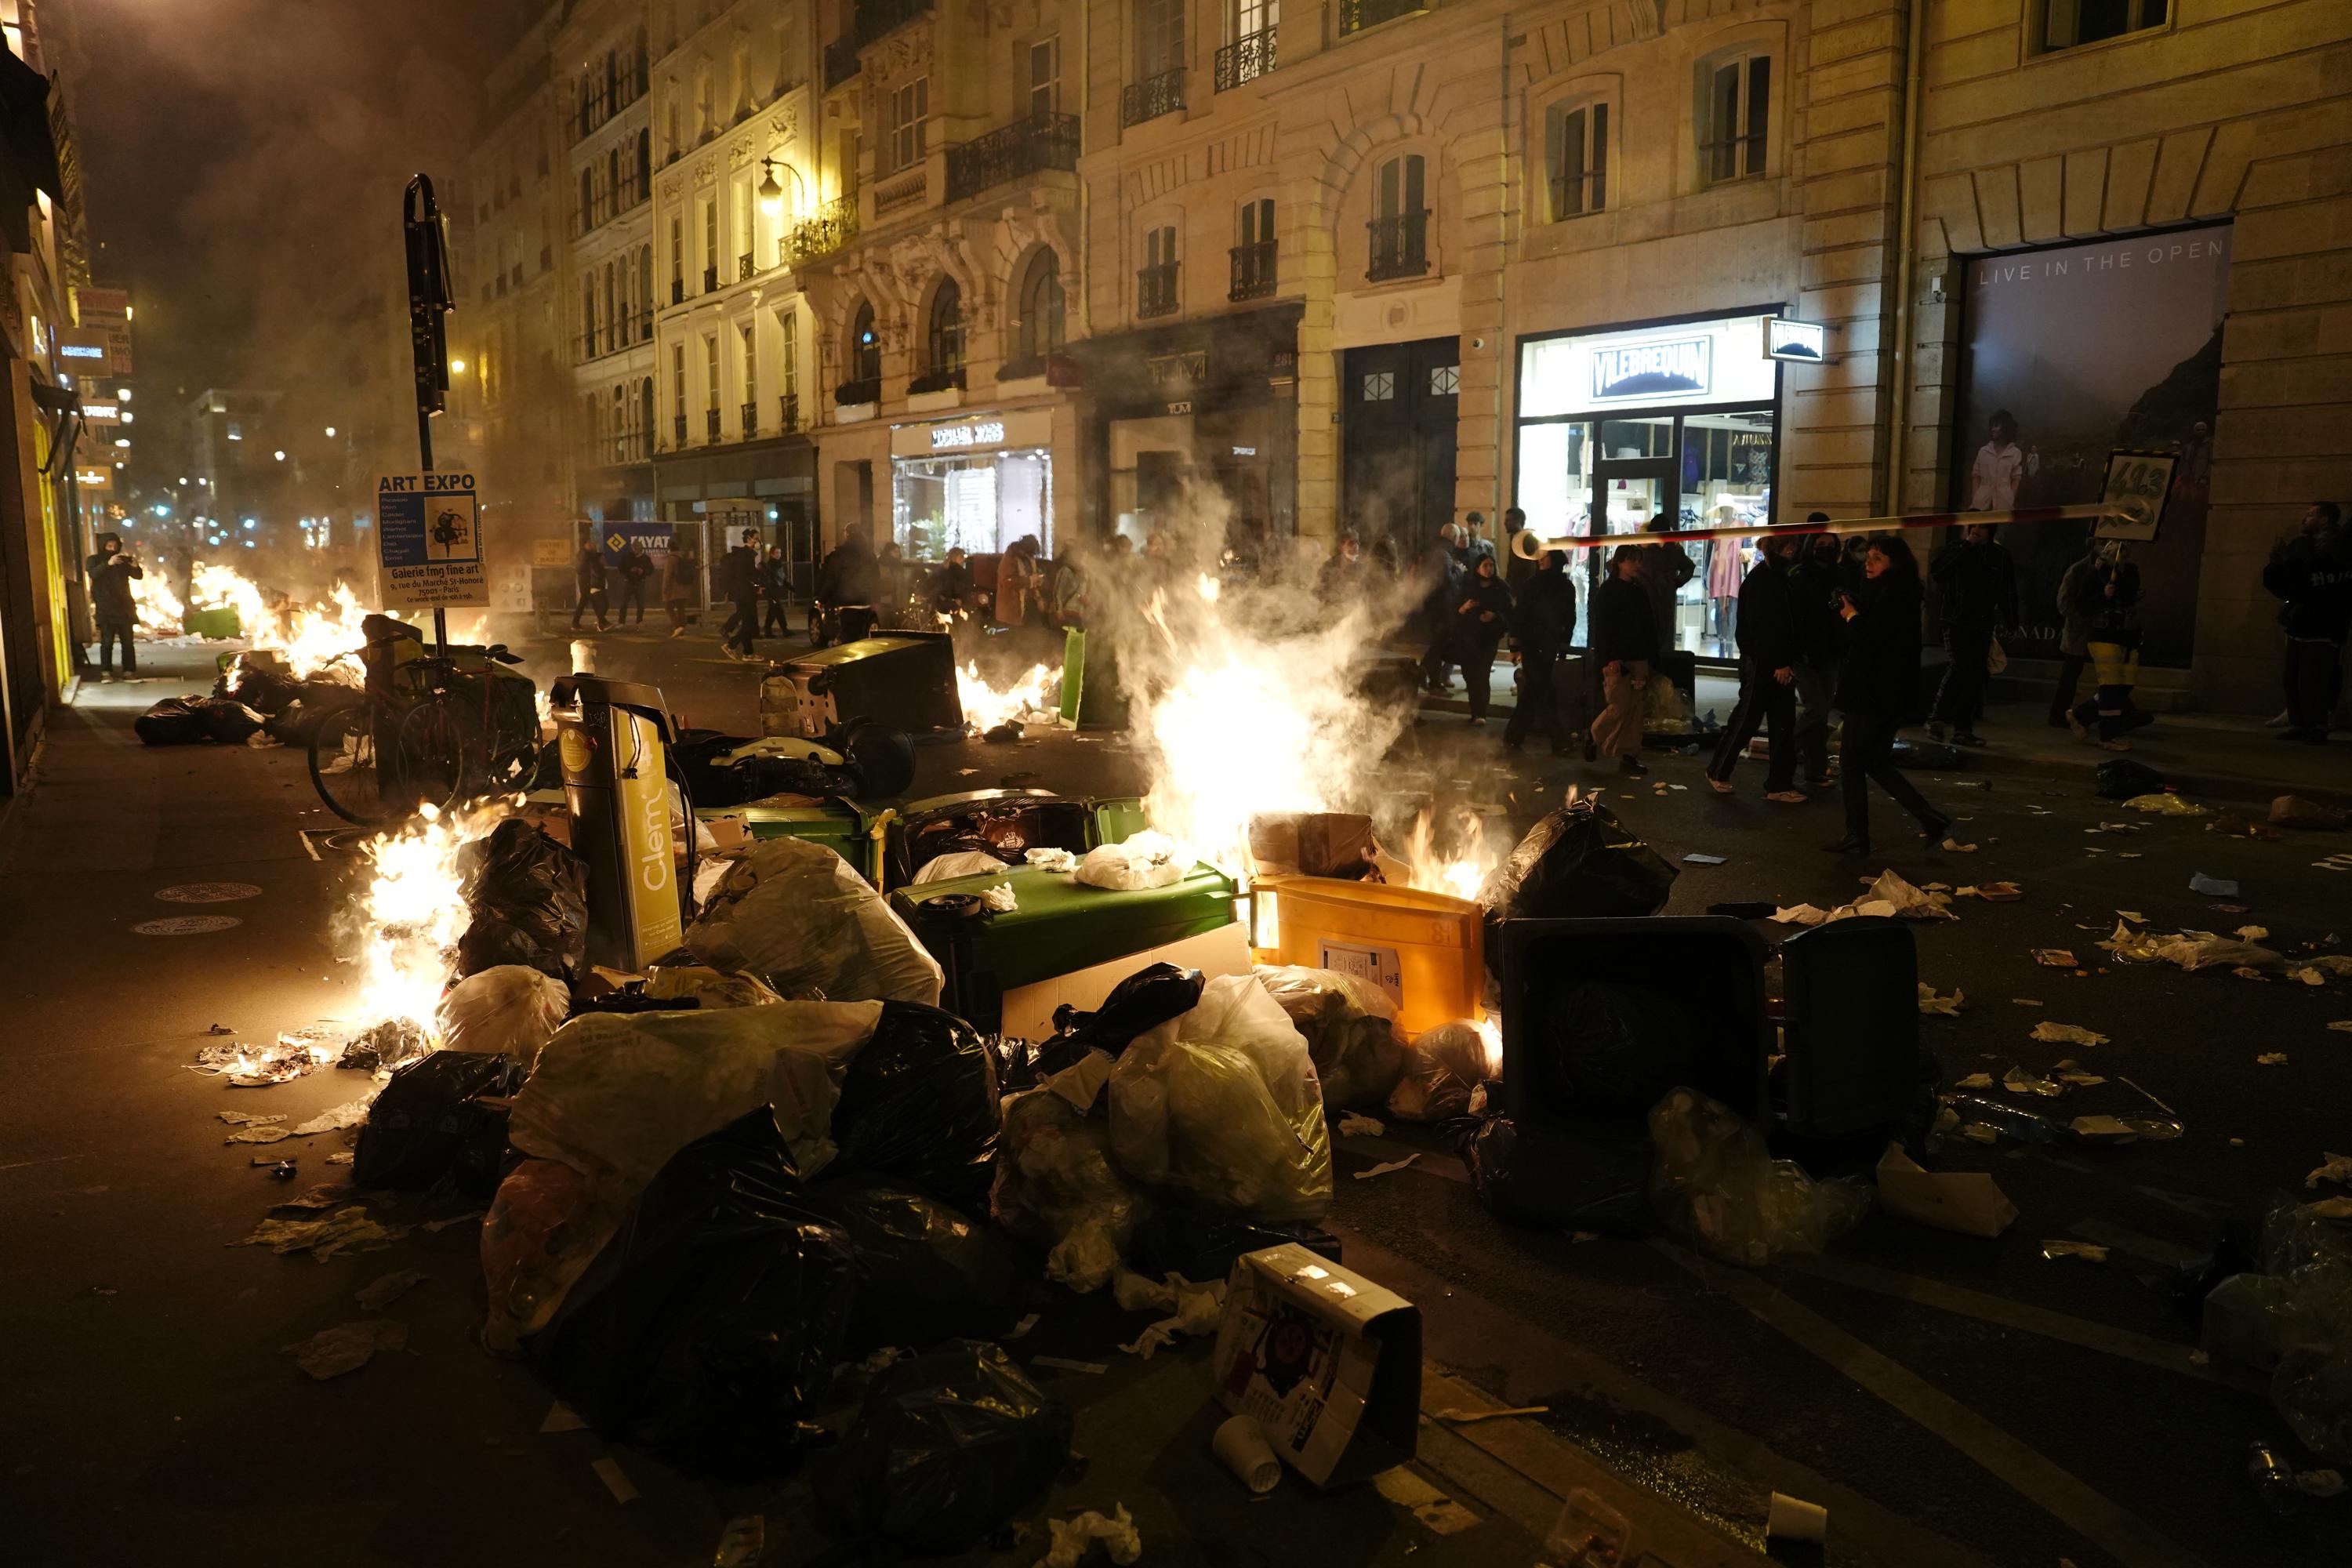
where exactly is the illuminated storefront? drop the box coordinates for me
[1513,310,1782,661]
[889,411,1055,561]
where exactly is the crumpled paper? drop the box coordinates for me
[1075,831,1190,891]
[282,1319,408,1379]
[2305,1152,2352,1189]
[1875,1145,2016,1238]
[1038,1506,1142,1568]
[2123,793,2209,817]
[1044,1219,1123,1294]
[1776,869,1955,927]
[1025,848,1079,874]
[1336,1112,1386,1138]
[235,1206,410,1262]
[1917,984,1965,1017]
[2030,1022,2108,1047]
[355,1269,427,1311]
[1112,1270,1225,1359]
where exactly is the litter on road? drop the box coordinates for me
[283,1319,408,1381]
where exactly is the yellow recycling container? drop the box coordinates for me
[1257,876,1483,1040]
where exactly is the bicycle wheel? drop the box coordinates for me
[394,694,485,815]
[308,705,394,826]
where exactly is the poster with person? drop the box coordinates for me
[1951,226,2230,666]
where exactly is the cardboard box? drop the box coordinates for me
[1213,1244,1421,1486]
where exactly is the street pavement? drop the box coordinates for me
[3,629,2349,1566]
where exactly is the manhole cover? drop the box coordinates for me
[154,881,263,903]
[131,915,244,936]
[299,827,377,858]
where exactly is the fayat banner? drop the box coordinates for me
[1952,227,2230,667]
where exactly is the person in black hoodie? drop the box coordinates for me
[1786,517,1843,786]
[1454,554,1514,725]
[1504,550,1577,754]
[1926,523,2019,746]
[717,527,762,657]
[1826,534,1951,855]
[570,543,609,632]
[1588,544,1655,778]
[1704,532,1804,799]
[2265,502,2352,743]
[86,532,142,681]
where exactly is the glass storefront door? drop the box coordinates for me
[891,448,1055,561]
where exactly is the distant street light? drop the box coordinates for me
[450,358,467,373]
[325,426,336,437]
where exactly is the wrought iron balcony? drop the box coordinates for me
[699,408,718,440]
[834,376,881,406]
[1229,239,1276,301]
[786,195,861,266]
[1214,29,1276,92]
[671,277,685,305]
[739,252,756,281]
[741,400,759,437]
[945,111,1080,204]
[673,413,688,445]
[907,366,965,396]
[1121,67,1185,127]
[702,265,719,293]
[778,392,800,432]
[1338,0,1423,34]
[1136,260,1179,319]
[1366,209,1429,281]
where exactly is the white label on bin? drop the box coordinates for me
[1319,941,1403,1006]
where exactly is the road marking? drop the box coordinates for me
[1777,1252,2263,1394]
[1657,1241,2208,1568]
[2067,1217,2200,1268]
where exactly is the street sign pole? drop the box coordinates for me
[403,173,455,653]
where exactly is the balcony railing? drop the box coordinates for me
[1137,260,1179,319]
[705,407,723,440]
[1229,240,1276,301]
[835,376,881,406]
[785,195,860,267]
[1338,0,1423,35]
[673,413,688,445]
[1214,29,1276,92]
[739,252,757,281]
[823,35,861,88]
[1121,67,1185,127]
[778,392,800,432]
[1366,209,1430,281]
[740,400,759,437]
[907,366,965,396]
[855,0,933,46]
[945,111,1080,204]
[702,265,719,293]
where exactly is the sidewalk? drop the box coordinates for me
[1421,657,2351,808]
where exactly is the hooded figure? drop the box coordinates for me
[87,532,143,680]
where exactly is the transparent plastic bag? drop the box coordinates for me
[1387,1018,1491,1123]
[434,964,571,1058]
[642,964,784,1009]
[1254,964,1407,1112]
[480,1156,630,1354]
[1647,1087,1871,1267]
[685,837,945,1006]
[991,1087,1147,1293]
[1075,830,1189,891]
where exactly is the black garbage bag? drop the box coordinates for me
[1540,978,1699,1131]
[839,718,916,799]
[1029,962,1206,1080]
[814,1340,1073,1555]
[353,1051,528,1199]
[456,818,589,981]
[1462,1115,1655,1234]
[264,682,363,746]
[217,660,303,715]
[134,698,208,746]
[1889,739,1962,771]
[2096,757,2164,800]
[785,1180,1026,1354]
[1475,796,1675,935]
[528,1106,855,1479]
[670,729,760,808]
[826,1002,1001,1213]
[1128,1206,1342,1283]
[198,698,267,744]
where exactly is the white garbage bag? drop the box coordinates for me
[1107,974,1331,1222]
[435,964,571,1058]
[1648,1087,1871,1266]
[507,1000,882,1191]
[684,837,944,1006]
[1076,830,1189,891]
[1254,964,1407,1111]
[993,1086,1149,1294]
[913,850,1013,884]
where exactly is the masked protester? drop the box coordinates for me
[614,540,653,626]
[1825,534,1952,856]
[1504,550,1577,755]
[662,545,699,637]
[571,543,610,632]
[86,532,143,681]
[1926,522,2019,747]
[719,528,762,658]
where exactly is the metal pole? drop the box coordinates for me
[405,173,455,653]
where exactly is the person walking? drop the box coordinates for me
[662,543,699,637]
[85,532,141,681]
[2049,539,2100,728]
[1504,549,1577,755]
[2265,501,2352,744]
[614,540,652,625]
[2065,542,2152,750]
[1786,517,1842,787]
[1704,531,1805,801]
[758,546,790,637]
[1454,554,1513,726]
[1417,525,1465,691]
[1825,535,1951,855]
[1926,522,2018,747]
[1460,512,1497,573]
[571,543,610,632]
[718,528,762,658]
[1588,544,1655,778]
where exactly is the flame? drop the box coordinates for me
[274,583,370,681]
[191,561,267,633]
[1403,804,1498,901]
[130,572,185,635]
[352,802,489,1044]
[957,660,1061,732]
[1475,1014,1502,1077]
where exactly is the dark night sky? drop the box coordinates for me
[61,0,541,408]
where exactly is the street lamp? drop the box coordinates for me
[450,358,467,373]
[273,449,286,461]
[325,426,336,437]
[757,158,786,219]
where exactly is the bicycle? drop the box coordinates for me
[308,641,540,826]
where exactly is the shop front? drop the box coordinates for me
[888,409,1057,562]
[1512,310,1782,662]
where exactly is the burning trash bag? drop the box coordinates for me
[1256,964,1406,1112]
[1386,1018,1492,1124]
[456,818,590,982]
[814,1341,1073,1555]
[783,1179,1026,1355]
[353,1050,529,1200]
[1475,796,1676,931]
[825,1002,1002,1214]
[435,964,570,1058]
[1105,974,1332,1224]
[684,836,945,1007]
[529,1107,856,1479]
[215,652,303,715]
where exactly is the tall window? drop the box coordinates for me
[848,300,880,383]
[1546,101,1607,220]
[1367,154,1428,280]
[1700,53,1770,184]
[1135,0,1184,78]
[1232,0,1277,38]
[704,334,720,417]
[577,167,593,227]
[638,246,653,327]
[779,307,800,406]
[839,128,862,197]
[1017,249,1065,359]
[888,78,930,172]
[1027,38,1060,118]
[701,197,719,285]
[2042,0,2168,51]
[927,278,965,376]
[1139,225,1179,317]
[1232,198,1275,299]
[670,343,687,430]
[669,216,684,299]
[580,278,597,354]
[604,261,619,345]
[741,323,757,424]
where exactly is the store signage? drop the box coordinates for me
[76,466,112,488]
[81,400,119,425]
[1765,318,1826,363]
[58,329,109,363]
[931,420,1006,450]
[1591,337,1711,401]
[74,286,134,375]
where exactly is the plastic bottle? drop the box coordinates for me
[2248,1439,2299,1517]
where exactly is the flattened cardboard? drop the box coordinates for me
[1213,1243,1421,1486]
